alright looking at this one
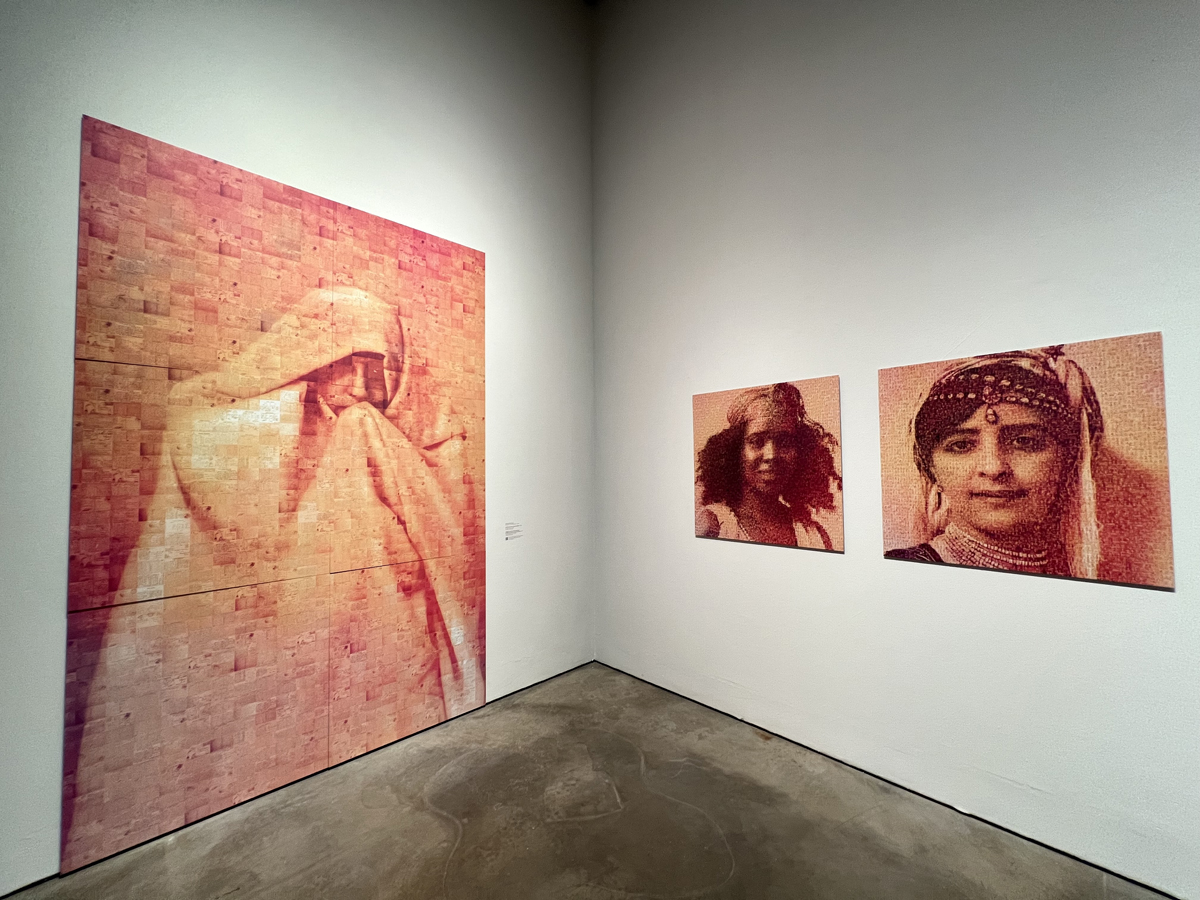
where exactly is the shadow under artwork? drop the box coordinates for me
[693,377,844,552]
[64,117,485,870]
[878,333,1173,589]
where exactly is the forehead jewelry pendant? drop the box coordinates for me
[985,404,999,424]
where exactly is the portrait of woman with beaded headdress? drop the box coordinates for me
[878,333,1174,589]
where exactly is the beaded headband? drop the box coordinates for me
[913,347,1103,480]
[926,369,1068,424]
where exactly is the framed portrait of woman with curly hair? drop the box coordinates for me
[879,333,1173,589]
[693,377,843,552]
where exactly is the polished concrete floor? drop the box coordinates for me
[12,663,1169,900]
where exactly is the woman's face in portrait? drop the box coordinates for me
[930,403,1067,541]
[740,400,801,497]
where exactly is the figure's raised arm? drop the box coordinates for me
[172,287,405,403]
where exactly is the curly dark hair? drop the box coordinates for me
[696,385,841,522]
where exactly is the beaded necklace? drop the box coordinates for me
[937,523,1049,572]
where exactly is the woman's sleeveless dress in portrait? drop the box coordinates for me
[703,502,833,551]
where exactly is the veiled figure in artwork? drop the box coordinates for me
[63,287,479,868]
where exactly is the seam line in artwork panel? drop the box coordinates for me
[74,356,175,371]
[67,552,468,613]
[326,552,460,578]
[68,571,325,613]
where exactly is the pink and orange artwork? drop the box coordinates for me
[879,333,1173,589]
[64,117,485,869]
[693,377,844,551]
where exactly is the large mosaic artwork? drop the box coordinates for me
[693,377,844,551]
[879,333,1173,588]
[63,117,485,869]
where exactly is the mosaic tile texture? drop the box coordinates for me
[63,116,485,870]
[693,376,844,552]
[879,333,1173,588]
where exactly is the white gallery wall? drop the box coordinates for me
[4,0,1199,896]
[592,1,1199,898]
[0,0,595,892]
